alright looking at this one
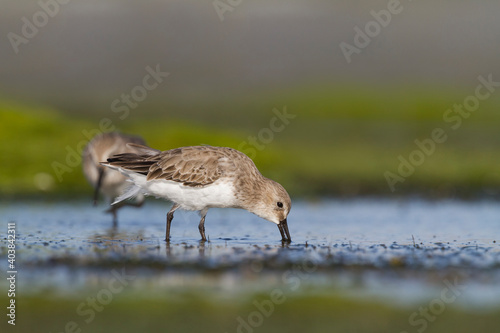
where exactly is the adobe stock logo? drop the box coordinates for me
[339,0,404,64]
[384,74,500,192]
[50,268,135,333]
[7,0,72,54]
[237,107,296,160]
[51,64,169,182]
[212,0,244,22]
[400,277,465,333]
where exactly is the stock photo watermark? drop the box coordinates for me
[213,0,244,22]
[340,0,406,64]
[51,64,169,182]
[237,106,295,159]
[7,0,72,54]
[50,268,135,333]
[400,277,465,333]
[6,222,17,326]
[232,259,316,333]
[385,74,500,192]
[110,65,169,120]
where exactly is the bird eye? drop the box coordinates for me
[277,202,283,208]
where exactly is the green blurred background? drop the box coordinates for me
[1,0,499,199]
[2,1,500,332]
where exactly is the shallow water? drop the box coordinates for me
[1,199,499,308]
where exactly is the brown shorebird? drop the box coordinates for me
[83,132,147,226]
[102,145,292,242]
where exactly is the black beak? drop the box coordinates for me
[277,218,291,243]
[93,168,105,206]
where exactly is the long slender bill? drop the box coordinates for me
[279,219,291,243]
[277,224,286,241]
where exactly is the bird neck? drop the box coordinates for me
[234,174,270,211]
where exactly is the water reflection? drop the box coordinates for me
[0,199,499,307]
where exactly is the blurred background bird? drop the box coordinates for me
[82,132,147,226]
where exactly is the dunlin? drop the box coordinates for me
[102,145,292,242]
[83,132,147,225]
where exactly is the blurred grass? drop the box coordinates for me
[3,293,499,333]
[1,84,500,198]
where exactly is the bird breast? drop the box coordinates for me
[143,178,238,211]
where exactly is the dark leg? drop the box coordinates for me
[105,198,144,226]
[109,198,119,228]
[93,168,105,206]
[166,204,180,242]
[198,211,207,242]
[112,208,118,228]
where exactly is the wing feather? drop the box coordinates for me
[145,146,233,186]
[106,146,253,187]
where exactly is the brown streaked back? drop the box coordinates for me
[107,146,262,187]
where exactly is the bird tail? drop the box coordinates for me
[101,144,160,205]
[112,183,142,205]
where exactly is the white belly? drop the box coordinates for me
[139,177,237,211]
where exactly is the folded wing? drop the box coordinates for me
[106,146,239,187]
